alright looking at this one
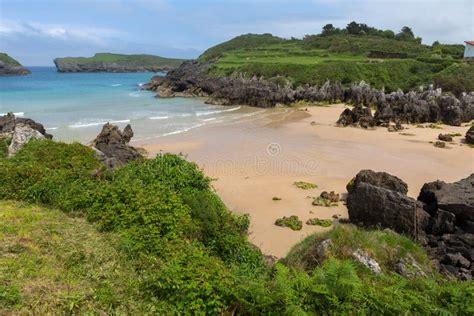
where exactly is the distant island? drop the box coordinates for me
[53,53,186,73]
[0,53,31,76]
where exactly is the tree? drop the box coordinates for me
[322,24,336,36]
[396,26,416,41]
[346,21,362,35]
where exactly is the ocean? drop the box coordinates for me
[0,67,261,142]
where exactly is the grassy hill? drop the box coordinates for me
[1,139,472,314]
[199,33,471,93]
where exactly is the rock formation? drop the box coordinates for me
[143,61,474,126]
[91,123,142,168]
[347,170,474,280]
[7,124,45,156]
[0,113,52,156]
[0,112,52,138]
[466,126,474,144]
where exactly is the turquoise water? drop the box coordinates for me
[0,67,259,142]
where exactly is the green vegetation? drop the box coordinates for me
[294,181,318,190]
[55,53,185,68]
[199,22,470,94]
[1,140,472,314]
[275,215,303,231]
[0,53,22,66]
[306,218,332,227]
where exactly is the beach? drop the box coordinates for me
[137,104,474,258]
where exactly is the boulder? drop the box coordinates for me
[347,169,408,195]
[466,126,474,144]
[91,123,142,168]
[8,123,45,156]
[438,134,453,142]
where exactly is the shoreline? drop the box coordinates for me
[137,104,474,258]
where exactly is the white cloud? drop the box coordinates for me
[0,19,124,45]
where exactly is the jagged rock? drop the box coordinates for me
[143,61,473,125]
[0,112,52,139]
[0,60,30,76]
[438,134,453,142]
[466,126,474,144]
[352,249,381,274]
[91,123,142,168]
[8,123,45,156]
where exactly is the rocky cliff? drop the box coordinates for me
[143,60,474,126]
[0,53,30,76]
[54,53,185,73]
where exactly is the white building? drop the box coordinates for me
[464,41,474,59]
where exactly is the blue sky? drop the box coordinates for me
[1,0,473,65]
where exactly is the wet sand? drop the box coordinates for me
[135,104,474,258]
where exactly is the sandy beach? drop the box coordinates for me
[135,104,474,258]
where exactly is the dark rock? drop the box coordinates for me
[466,126,474,144]
[91,123,142,168]
[348,169,409,195]
[434,141,446,148]
[418,174,474,221]
[438,134,453,142]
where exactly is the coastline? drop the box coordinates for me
[136,104,474,257]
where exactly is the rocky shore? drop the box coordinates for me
[143,60,474,126]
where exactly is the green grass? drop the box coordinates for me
[0,201,149,314]
[0,53,22,66]
[54,52,185,68]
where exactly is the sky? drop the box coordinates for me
[0,0,473,65]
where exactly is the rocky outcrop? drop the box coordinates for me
[0,113,52,156]
[91,123,142,168]
[143,61,474,126]
[0,60,30,76]
[0,112,52,139]
[466,126,474,144]
[347,170,474,280]
[8,123,45,156]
